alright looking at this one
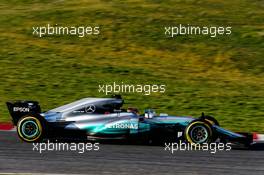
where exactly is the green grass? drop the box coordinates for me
[0,0,263,132]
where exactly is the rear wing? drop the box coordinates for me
[6,100,41,125]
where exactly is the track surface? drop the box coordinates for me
[0,132,264,175]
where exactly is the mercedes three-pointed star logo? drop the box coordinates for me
[85,104,96,113]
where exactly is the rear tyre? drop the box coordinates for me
[184,121,213,144]
[17,115,44,142]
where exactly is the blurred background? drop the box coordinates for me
[0,0,263,132]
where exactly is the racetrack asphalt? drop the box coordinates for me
[0,131,264,175]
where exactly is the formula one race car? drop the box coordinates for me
[6,96,254,146]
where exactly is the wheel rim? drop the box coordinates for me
[190,125,208,143]
[21,120,39,138]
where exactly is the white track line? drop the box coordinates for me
[0,173,86,175]
[0,127,16,132]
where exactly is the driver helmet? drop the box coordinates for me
[127,107,140,115]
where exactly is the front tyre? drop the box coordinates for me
[184,121,213,144]
[17,115,44,142]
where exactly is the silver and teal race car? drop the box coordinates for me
[6,96,253,146]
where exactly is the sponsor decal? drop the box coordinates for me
[13,107,30,112]
[106,123,138,129]
[85,104,96,113]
